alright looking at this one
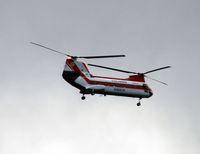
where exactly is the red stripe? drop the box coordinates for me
[67,59,82,73]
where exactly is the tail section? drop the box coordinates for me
[63,57,91,91]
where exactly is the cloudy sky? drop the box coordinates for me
[1,0,200,154]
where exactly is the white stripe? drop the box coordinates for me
[64,64,72,71]
[75,76,88,87]
[89,77,144,86]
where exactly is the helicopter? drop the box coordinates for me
[31,42,171,106]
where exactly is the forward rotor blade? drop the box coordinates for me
[88,64,137,74]
[30,42,70,56]
[79,55,125,59]
[145,75,168,85]
[144,66,171,75]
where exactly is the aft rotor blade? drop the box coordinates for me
[143,66,171,75]
[145,75,168,85]
[30,42,70,56]
[88,64,137,74]
[79,55,125,59]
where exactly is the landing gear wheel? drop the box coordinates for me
[81,96,86,100]
[137,98,142,106]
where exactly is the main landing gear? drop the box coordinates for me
[137,98,142,106]
[81,91,95,100]
[81,95,86,100]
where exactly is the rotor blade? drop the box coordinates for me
[88,64,137,74]
[30,42,70,56]
[79,55,125,59]
[145,75,168,85]
[143,66,171,75]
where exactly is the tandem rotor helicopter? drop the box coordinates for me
[31,42,171,106]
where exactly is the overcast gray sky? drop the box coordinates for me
[1,0,200,154]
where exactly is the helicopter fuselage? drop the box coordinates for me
[62,58,153,99]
